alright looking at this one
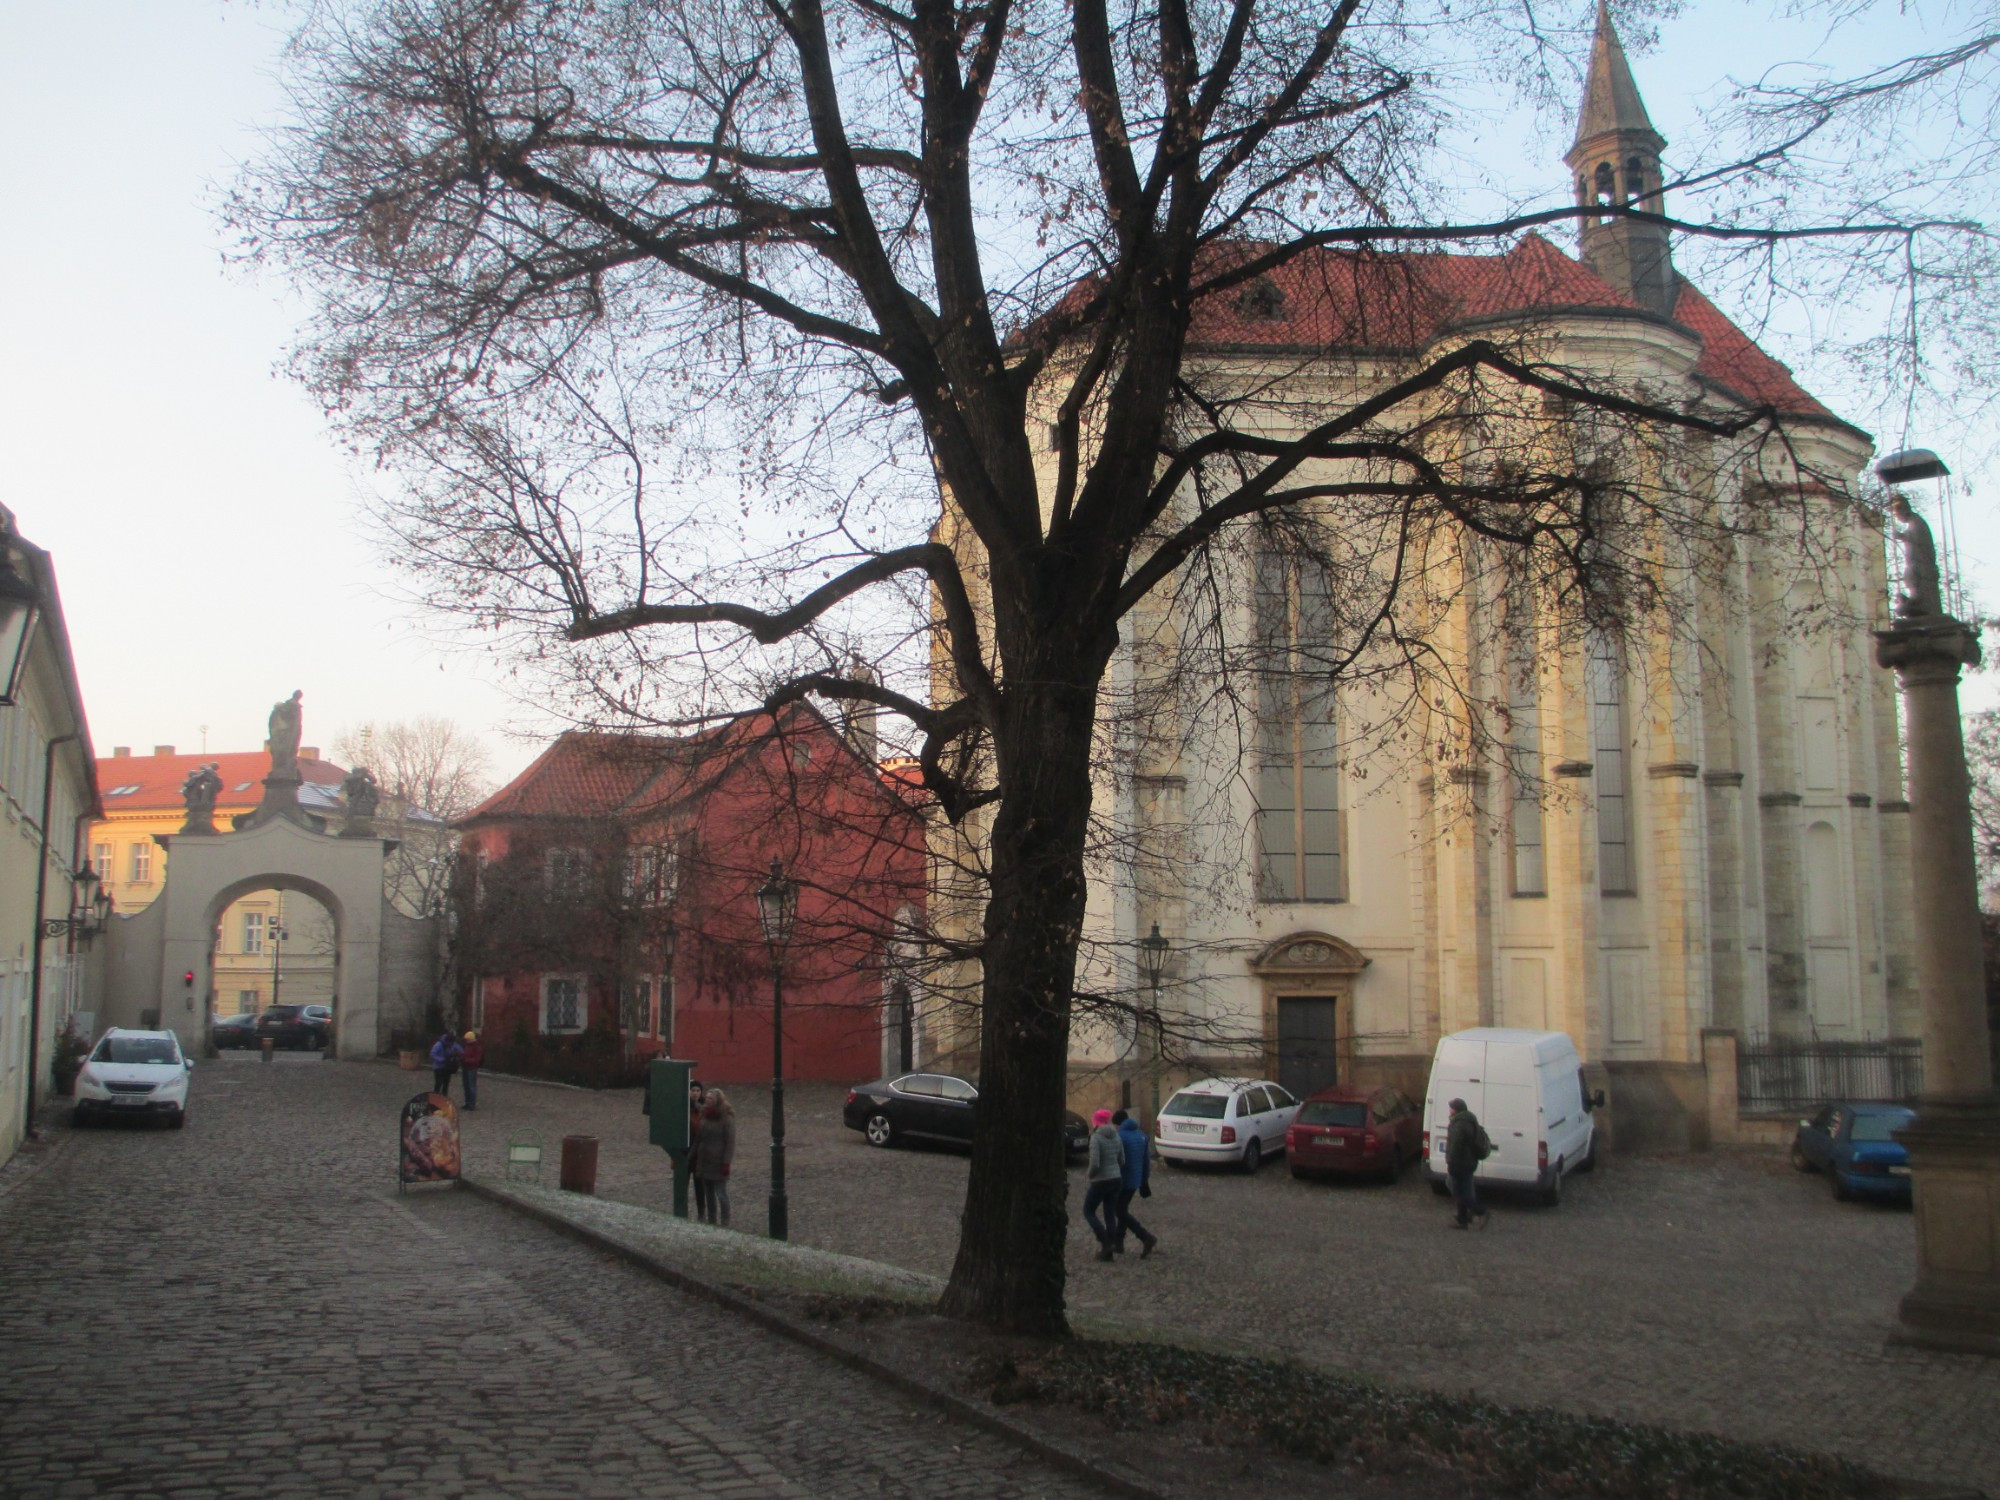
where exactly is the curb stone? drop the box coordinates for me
[457,1175,1167,1500]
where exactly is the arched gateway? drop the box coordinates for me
[96,702,435,1059]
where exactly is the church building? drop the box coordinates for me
[929,7,1913,1148]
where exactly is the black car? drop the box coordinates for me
[843,1072,1089,1160]
[255,1004,332,1051]
[211,1011,262,1050]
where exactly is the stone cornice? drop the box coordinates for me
[1703,770,1745,788]
[1553,760,1594,778]
[1646,761,1700,779]
[1758,791,1803,808]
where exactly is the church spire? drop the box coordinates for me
[1563,1,1677,316]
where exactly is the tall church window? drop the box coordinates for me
[1254,546,1343,902]
[1588,631,1635,895]
[1506,581,1545,896]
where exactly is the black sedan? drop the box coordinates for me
[255,1004,331,1051]
[843,1072,1089,1160]
[211,1011,262,1050]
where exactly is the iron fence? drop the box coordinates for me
[1737,1036,1923,1114]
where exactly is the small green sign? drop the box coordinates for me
[647,1059,695,1153]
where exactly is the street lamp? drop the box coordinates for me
[1137,923,1170,1128]
[38,862,112,943]
[659,920,678,1054]
[755,859,797,1242]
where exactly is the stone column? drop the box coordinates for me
[1875,613,2000,1355]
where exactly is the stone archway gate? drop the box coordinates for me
[98,813,437,1061]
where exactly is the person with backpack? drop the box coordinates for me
[1110,1108,1158,1258]
[429,1030,463,1099]
[1444,1097,1490,1230]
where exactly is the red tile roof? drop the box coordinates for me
[1178,235,1843,426]
[95,750,347,815]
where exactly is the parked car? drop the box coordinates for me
[1155,1078,1300,1172]
[1287,1084,1423,1182]
[1421,1028,1600,1205]
[1791,1102,1915,1204]
[843,1073,1090,1159]
[211,1011,261,1050]
[72,1028,192,1128]
[255,1004,331,1051]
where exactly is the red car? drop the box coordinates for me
[1286,1085,1423,1182]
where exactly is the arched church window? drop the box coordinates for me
[1253,543,1343,903]
[1623,157,1646,204]
[1594,161,1617,208]
[1587,629,1635,895]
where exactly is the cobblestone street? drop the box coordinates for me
[446,1059,1999,1495]
[0,1056,1108,1500]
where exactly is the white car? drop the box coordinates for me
[72,1028,192,1129]
[1155,1077,1301,1172]
[1420,1027,1600,1205]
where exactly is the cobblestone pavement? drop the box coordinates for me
[0,1055,1110,1500]
[437,1061,2000,1495]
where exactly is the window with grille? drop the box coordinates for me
[634,978,654,1037]
[546,847,588,897]
[1588,631,1635,895]
[1254,546,1343,902]
[542,974,585,1033]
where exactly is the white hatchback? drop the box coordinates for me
[73,1028,192,1129]
[1155,1077,1301,1172]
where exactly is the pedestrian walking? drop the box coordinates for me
[1082,1108,1125,1261]
[693,1088,737,1228]
[1444,1097,1491,1230]
[1111,1108,1158,1258]
[429,1030,463,1099]
[458,1031,484,1110]
[688,1081,711,1222]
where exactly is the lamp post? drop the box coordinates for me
[756,859,797,1241]
[37,863,112,944]
[1138,923,1170,1129]
[269,915,289,1008]
[659,920,678,1054]
[1871,447,2000,1355]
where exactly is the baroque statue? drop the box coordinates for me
[342,765,381,820]
[268,690,305,776]
[1888,493,1944,619]
[179,762,224,833]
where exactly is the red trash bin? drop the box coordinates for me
[559,1135,599,1195]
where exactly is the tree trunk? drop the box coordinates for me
[940,673,1101,1335]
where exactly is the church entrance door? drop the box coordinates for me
[1277,995,1340,1098]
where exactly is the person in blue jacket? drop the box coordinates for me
[1111,1108,1158,1258]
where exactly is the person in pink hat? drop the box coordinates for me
[1082,1107,1126,1262]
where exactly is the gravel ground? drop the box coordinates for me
[429,1058,2000,1495]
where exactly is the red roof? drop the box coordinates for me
[1179,235,1842,425]
[95,750,346,815]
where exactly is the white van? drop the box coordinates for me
[1421,1028,1601,1205]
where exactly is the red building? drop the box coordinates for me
[453,704,925,1086]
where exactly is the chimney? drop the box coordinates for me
[112,746,130,758]
[301,746,320,761]
[154,745,175,757]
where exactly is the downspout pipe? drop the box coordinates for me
[25,731,78,1142]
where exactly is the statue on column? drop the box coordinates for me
[268,690,305,777]
[1888,493,1944,619]
[341,765,381,832]
[179,762,223,834]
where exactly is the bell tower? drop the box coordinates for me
[1563,1,1677,316]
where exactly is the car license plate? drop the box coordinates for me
[1173,1121,1204,1133]
[112,1097,146,1107]
[1889,1165,1911,1176]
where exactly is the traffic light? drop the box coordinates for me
[182,970,195,989]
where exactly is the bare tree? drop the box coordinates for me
[240,0,1991,1333]
[334,717,494,917]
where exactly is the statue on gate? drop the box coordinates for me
[267,690,305,777]
[179,762,224,834]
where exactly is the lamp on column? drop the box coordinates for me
[39,863,110,944]
[756,859,797,1241]
[1137,923,1170,1129]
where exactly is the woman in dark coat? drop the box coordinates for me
[692,1089,737,1227]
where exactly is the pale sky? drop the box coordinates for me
[1,0,1990,783]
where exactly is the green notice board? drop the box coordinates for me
[647,1058,695,1153]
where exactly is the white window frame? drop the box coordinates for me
[242,910,267,955]
[540,973,588,1034]
[129,842,152,884]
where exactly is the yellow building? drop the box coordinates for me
[90,745,342,1015]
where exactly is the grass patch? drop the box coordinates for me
[1000,1341,1894,1499]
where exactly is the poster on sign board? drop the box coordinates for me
[399,1092,461,1188]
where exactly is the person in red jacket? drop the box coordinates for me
[459,1030,485,1110]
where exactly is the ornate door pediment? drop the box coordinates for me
[1249,931,1370,977]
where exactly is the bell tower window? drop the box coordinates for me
[1594,161,1617,208]
[1624,157,1646,203]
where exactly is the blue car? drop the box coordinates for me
[1790,1102,1915,1204]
